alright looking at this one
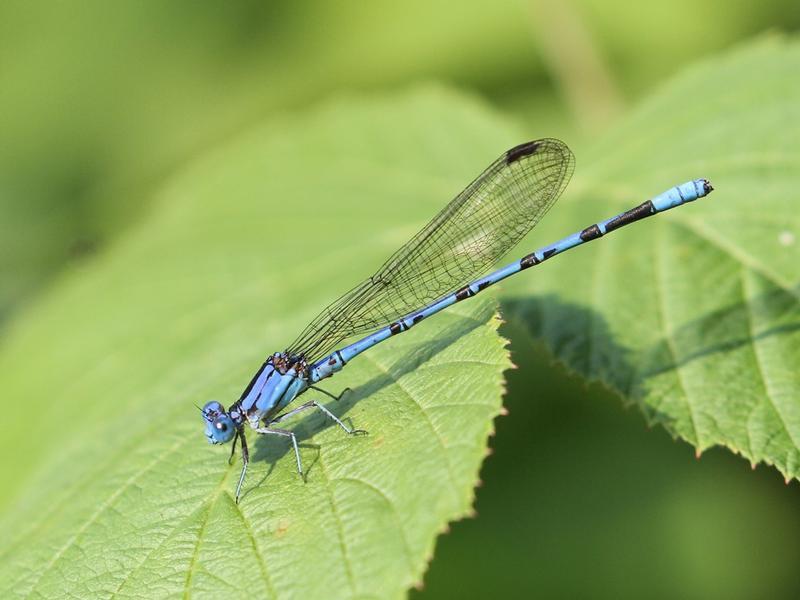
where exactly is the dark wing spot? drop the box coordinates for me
[505,141,541,164]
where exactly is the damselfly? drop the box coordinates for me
[201,139,713,502]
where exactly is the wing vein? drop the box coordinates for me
[287,139,575,362]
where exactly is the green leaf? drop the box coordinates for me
[503,36,800,480]
[0,88,516,597]
[4,34,799,597]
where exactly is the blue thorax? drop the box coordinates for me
[236,353,309,426]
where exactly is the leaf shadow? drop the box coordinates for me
[501,285,800,428]
[248,308,490,486]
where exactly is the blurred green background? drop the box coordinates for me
[2,1,799,598]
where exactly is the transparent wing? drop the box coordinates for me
[287,138,575,363]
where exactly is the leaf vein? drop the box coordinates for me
[230,500,276,598]
[315,448,358,596]
[27,436,191,597]
[337,477,416,575]
[653,227,701,446]
[361,353,459,493]
[741,268,800,454]
[672,218,800,303]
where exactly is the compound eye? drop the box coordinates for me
[210,414,236,443]
[203,400,223,415]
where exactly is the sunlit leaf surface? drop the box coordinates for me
[0,89,515,598]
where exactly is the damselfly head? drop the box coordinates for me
[202,400,236,444]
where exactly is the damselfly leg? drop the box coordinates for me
[308,385,352,402]
[235,431,249,503]
[271,399,368,436]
